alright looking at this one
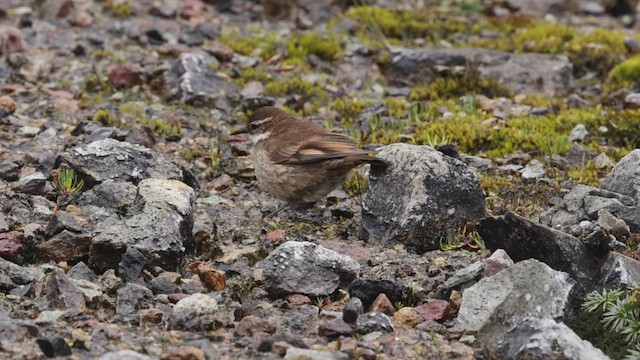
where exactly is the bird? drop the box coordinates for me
[232,106,386,217]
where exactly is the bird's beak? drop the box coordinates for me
[231,126,249,135]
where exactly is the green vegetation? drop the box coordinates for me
[342,171,369,198]
[103,1,134,19]
[439,227,485,251]
[218,32,279,61]
[93,109,116,126]
[57,168,85,195]
[605,57,640,93]
[286,31,343,62]
[583,286,640,358]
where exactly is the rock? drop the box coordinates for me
[44,212,84,237]
[0,231,22,262]
[519,159,545,180]
[624,92,640,109]
[0,257,44,291]
[387,47,572,97]
[414,299,455,322]
[482,318,609,360]
[318,318,354,339]
[58,139,187,187]
[78,179,138,209]
[150,272,180,294]
[108,64,143,89]
[257,333,309,353]
[0,160,21,181]
[483,249,514,277]
[116,283,154,318]
[100,350,154,360]
[455,259,576,344]
[593,153,615,169]
[12,172,47,195]
[368,293,395,315]
[568,125,588,142]
[392,307,424,328]
[599,252,640,289]
[284,348,349,360]
[36,336,72,357]
[343,297,363,323]
[0,95,17,114]
[433,261,484,299]
[68,261,96,281]
[90,178,195,272]
[602,149,640,204]
[356,312,394,334]
[505,0,575,17]
[45,268,86,316]
[234,315,276,337]
[118,247,152,283]
[362,144,485,252]
[348,279,405,308]
[256,241,360,298]
[36,230,92,263]
[186,261,226,291]
[163,52,240,108]
[169,293,219,331]
[597,209,630,241]
[478,212,602,291]
[71,278,103,305]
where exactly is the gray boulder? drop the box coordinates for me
[256,241,360,298]
[602,149,640,205]
[387,47,573,97]
[57,139,187,188]
[483,318,610,360]
[169,293,219,331]
[0,257,44,291]
[164,52,239,108]
[455,259,576,344]
[89,179,195,272]
[362,144,485,252]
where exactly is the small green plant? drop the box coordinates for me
[93,109,116,126]
[208,138,222,177]
[423,133,452,148]
[583,286,640,358]
[343,171,369,198]
[439,227,486,251]
[57,168,85,195]
[314,297,327,308]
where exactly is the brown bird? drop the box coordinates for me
[232,106,385,217]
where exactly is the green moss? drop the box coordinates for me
[118,102,146,119]
[103,1,134,19]
[218,32,279,61]
[408,69,511,101]
[287,31,343,62]
[233,67,271,87]
[567,161,605,187]
[331,98,372,125]
[264,77,328,113]
[343,171,369,198]
[604,57,640,92]
[566,28,627,76]
[93,109,116,126]
[383,97,411,118]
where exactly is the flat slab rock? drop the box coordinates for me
[362,143,485,252]
[387,47,573,97]
[256,241,360,298]
[57,138,186,187]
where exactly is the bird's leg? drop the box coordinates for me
[263,202,291,219]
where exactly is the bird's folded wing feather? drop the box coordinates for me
[270,132,371,164]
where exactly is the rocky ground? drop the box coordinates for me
[3,0,640,359]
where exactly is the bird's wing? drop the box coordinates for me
[270,132,371,164]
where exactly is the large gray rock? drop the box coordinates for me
[602,149,640,205]
[89,179,195,272]
[455,259,576,344]
[284,348,349,360]
[362,144,485,252]
[483,318,610,360]
[256,241,360,298]
[57,139,187,188]
[164,52,240,108]
[387,47,573,97]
